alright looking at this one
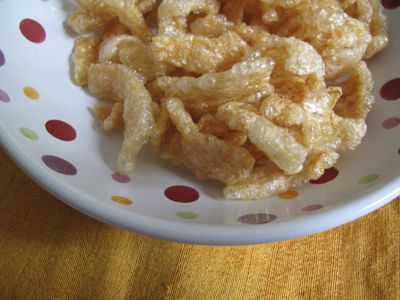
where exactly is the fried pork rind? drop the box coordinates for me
[99,34,175,80]
[72,36,101,86]
[334,61,374,119]
[163,98,255,184]
[152,31,250,74]
[164,57,275,114]
[190,14,233,37]
[137,0,157,14]
[67,10,115,34]
[92,102,124,131]
[217,102,307,175]
[73,0,151,42]
[342,0,389,59]
[158,0,220,34]
[88,63,154,174]
[221,0,248,24]
[261,0,372,80]
[67,0,384,200]
[235,24,325,79]
[223,151,340,200]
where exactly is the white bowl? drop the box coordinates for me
[0,0,399,245]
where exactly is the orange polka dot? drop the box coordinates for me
[278,190,299,200]
[23,86,39,100]
[111,196,133,205]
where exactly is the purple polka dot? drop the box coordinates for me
[381,0,400,9]
[164,185,199,203]
[380,78,400,100]
[42,155,77,175]
[237,213,277,224]
[0,89,10,103]
[0,50,5,67]
[382,117,400,129]
[302,204,323,212]
[112,172,131,183]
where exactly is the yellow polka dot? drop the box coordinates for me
[278,190,299,200]
[111,196,133,205]
[23,86,39,100]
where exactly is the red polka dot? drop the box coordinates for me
[380,78,400,100]
[302,204,323,212]
[237,213,277,224]
[164,185,199,203]
[42,155,77,175]
[0,89,10,103]
[382,117,400,129]
[310,167,339,184]
[20,19,46,43]
[45,120,77,141]
[381,0,400,9]
[0,50,5,67]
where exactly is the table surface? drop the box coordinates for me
[0,149,399,300]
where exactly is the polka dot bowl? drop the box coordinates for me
[0,0,399,245]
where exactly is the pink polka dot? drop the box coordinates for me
[45,120,77,141]
[310,167,339,184]
[302,204,323,212]
[0,50,5,67]
[42,155,77,175]
[382,117,400,129]
[112,172,131,183]
[237,213,277,224]
[164,185,199,203]
[20,19,46,43]
[381,0,400,9]
[380,78,400,100]
[0,89,10,103]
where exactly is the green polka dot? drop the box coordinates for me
[358,174,379,184]
[176,211,198,219]
[19,127,38,140]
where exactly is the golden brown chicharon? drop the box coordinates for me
[67,0,388,200]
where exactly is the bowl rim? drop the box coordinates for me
[1,124,400,245]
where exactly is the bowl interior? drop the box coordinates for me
[0,0,399,244]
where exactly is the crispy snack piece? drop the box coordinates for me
[163,98,255,184]
[259,94,306,127]
[158,0,220,34]
[92,102,124,131]
[67,0,383,200]
[261,0,372,79]
[67,10,115,34]
[217,102,307,175]
[235,25,325,79]
[164,57,275,114]
[150,100,173,151]
[152,31,250,74]
[137,0,157,14]
[75,0,151,42]
[88,63,154,174]
[145,76,178,102]
[99,34,175,80]
[222,0,248,24]
[190,14,233,37]
[342,0,389,58]
[101,19,130,41]
[223,151,339,200]
[72,36,101,86]
[334,61,374,119]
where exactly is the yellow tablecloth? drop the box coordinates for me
[0,149,399,299]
